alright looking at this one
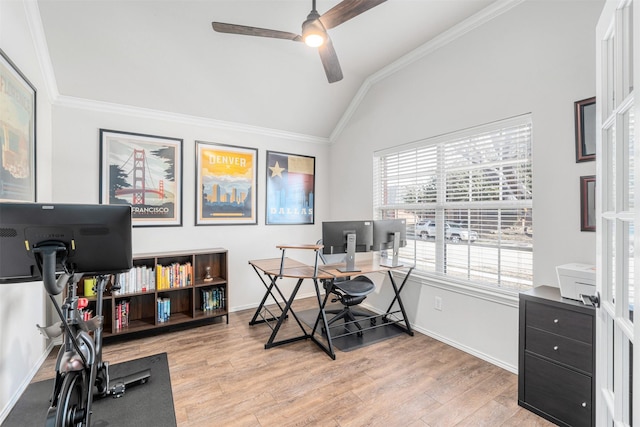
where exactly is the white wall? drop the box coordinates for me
[0,0,55,422]
[50,103,330,311]
[330,0,603,370]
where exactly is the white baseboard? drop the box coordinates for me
[0,341,56,425]
[359,302,518,374]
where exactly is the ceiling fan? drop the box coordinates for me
[212,0,387,83]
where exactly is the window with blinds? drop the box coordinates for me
[373,115,533,291]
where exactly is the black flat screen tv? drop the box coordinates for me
[0,202,133,283]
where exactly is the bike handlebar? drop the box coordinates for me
[33,243,69,296]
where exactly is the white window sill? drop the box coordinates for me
[393,269,521,308]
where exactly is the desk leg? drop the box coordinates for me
[249,266,288,326]
[265,278,310,349]
[309,279,336,360]
[384,268,414,336]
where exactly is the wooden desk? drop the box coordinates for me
[249,250,415,359]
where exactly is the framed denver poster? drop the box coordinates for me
[196,141,257,225]
[100,129,183,227]
[0,48,36,202]
[265,151,315,225]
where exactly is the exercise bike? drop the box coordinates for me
[34,242,150,426]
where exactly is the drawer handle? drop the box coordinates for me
[553,346,559,351]
[581,402,587,408]
[553,319,559,324]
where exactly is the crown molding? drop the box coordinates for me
[329,0,525,143]
[56,95,330,144]
[23,0,59,103]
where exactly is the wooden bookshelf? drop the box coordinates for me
[77,248,228,339]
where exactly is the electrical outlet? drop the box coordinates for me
[434,296,442,311]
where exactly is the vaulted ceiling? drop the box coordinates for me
[37,0,497,140]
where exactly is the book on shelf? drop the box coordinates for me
[201,287,225,311]
[157,297,171,323]
[115,299,130,331]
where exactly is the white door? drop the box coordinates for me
[596,1,637,425]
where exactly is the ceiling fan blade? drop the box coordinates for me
[212,22,302,41]
[318,37,343,83]
[319,0,387,30]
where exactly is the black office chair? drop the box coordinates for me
[317,240,376,336]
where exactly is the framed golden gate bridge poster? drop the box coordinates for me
[100,129,183,227]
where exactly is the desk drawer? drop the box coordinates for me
[526,327,593,373]
[525,300,592,344]
[523,353,592,427]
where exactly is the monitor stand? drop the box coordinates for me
[338,233,361,273]
[380,231,403,268]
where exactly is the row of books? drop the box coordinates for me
[113,262,193,295]
[158,297,171,323]
[114,266,154,295]
[108,289,224,330]
[156,262,193,290]
[115,300,130,331]
[201,287,225,311]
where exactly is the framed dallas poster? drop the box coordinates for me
[196,141,257,225]
[266,151,315,225]
[0,48,37,202]
[100,129,183,227]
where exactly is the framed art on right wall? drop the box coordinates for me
[580,175,596,232]
[574,96,596,162]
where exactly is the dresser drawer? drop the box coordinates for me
[523,353,592,427]
[525,300,593,344]
[526,326,593,373]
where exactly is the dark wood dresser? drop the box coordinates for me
[518,286,595,426]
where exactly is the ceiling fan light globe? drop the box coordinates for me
[304,34,324,47]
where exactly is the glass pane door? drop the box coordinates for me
[596,1,637,425]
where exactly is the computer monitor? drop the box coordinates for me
[373,219,407,267]
[0,203,133,290]
[321,220,373,272]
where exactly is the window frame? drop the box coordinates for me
[373,114,533,302]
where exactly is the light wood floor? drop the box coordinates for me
[32,298,553,427]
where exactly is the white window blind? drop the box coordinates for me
[373,115,533,291]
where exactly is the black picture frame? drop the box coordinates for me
[0,48,37,202]
[575,97,596,162]
[580,175,596,232]
[265,151,315,225]
[195,140,258,226]
[99,129,183,227]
